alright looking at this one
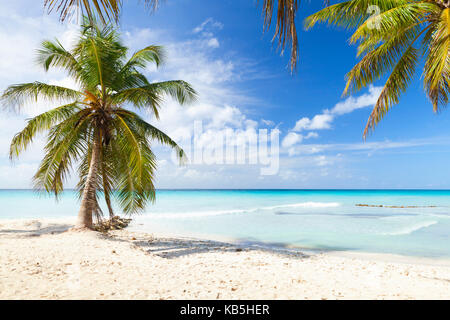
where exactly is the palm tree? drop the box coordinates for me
[43,0,314,71]
[1,18,196,230]
[306,0,449,138]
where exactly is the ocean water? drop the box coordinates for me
[1,189,449,258]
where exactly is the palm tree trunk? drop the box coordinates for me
[100,150,115,219]
[104,190,115,219]
[75,134,101,229]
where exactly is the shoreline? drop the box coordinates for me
[1,217,450,299]
[132,229,450,267]
[128,221,450,267]
[2,216,450,266]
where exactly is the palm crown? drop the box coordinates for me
[1,19,197,229]
[306,0,449,138]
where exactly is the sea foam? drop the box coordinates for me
[144,202,341,219]
[382,220,438,236]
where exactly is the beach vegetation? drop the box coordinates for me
[1,18,196,229]
[306,0,450,137]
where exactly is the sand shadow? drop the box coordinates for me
[419,275,450,283]
[0,224,72,237]
[110,234,312,260]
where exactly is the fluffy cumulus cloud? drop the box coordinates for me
[282,132,303,148]
[293,113,334,131]
[192,18,223,49]
[283,85,383,154]
[193,18,224,34]
[294,85,382,133]
[330,86,383,115]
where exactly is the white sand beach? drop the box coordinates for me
[0,218,449,300]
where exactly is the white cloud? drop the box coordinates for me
[261,119,275,126]
[207,38,220,48]
[191,18,223,50]
[282,132,303,148]
[284,139,438,157]
[291,86,382,134]
[315,155,331,167]
[305,132,319,139]
[330,86,382,115]
[282,86,383,157]
[293,113,334,132]
[193,18,224,34]
[0,10,78,88]
[282,131,319,150]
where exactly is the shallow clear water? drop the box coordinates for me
[1,189,449,258]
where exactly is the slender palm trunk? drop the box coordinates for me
[104,190,114,219]
[100,150,115,219]
[75,135,101,229]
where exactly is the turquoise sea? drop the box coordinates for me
[1,189,450,258]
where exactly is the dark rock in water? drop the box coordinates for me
[355,204,437,208]
[275,211,294,215]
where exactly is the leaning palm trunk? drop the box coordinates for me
[104,190,115,219]
[76,134,101,229]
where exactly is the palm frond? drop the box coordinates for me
[261,0,300,71]
[115,108,186,163]
[305,0,410,30]
[112,116,157,214]
[350,2,437,44]
[307,0,449,138]
[344,27,420,95]
[44,0,121,23]
[37,40,86,85]
[423,8,450,111]
[143,80,197,105]
[123,45,165,70]
[363,44,419,138]
[1,82,82,112]
[9,102,81,159]
[34,109,93,195]
[111,86,162,118]
[44,0,162,23]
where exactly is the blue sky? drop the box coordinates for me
[0,0,450,189]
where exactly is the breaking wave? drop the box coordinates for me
[144,202,341,219]
[382,221,438,236]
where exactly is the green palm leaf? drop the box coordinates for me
[306,0,449,138]
[1,82,82,112]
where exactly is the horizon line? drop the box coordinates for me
[1,188,450,191]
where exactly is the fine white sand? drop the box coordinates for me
[1,218,449,300]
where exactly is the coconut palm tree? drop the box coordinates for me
[306,0,449,138]
[43,0,311,71]
[1,18,196,230]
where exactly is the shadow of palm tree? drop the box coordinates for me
[110,233,312,260]
[0,224,72,237]
[419,275,450,283]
